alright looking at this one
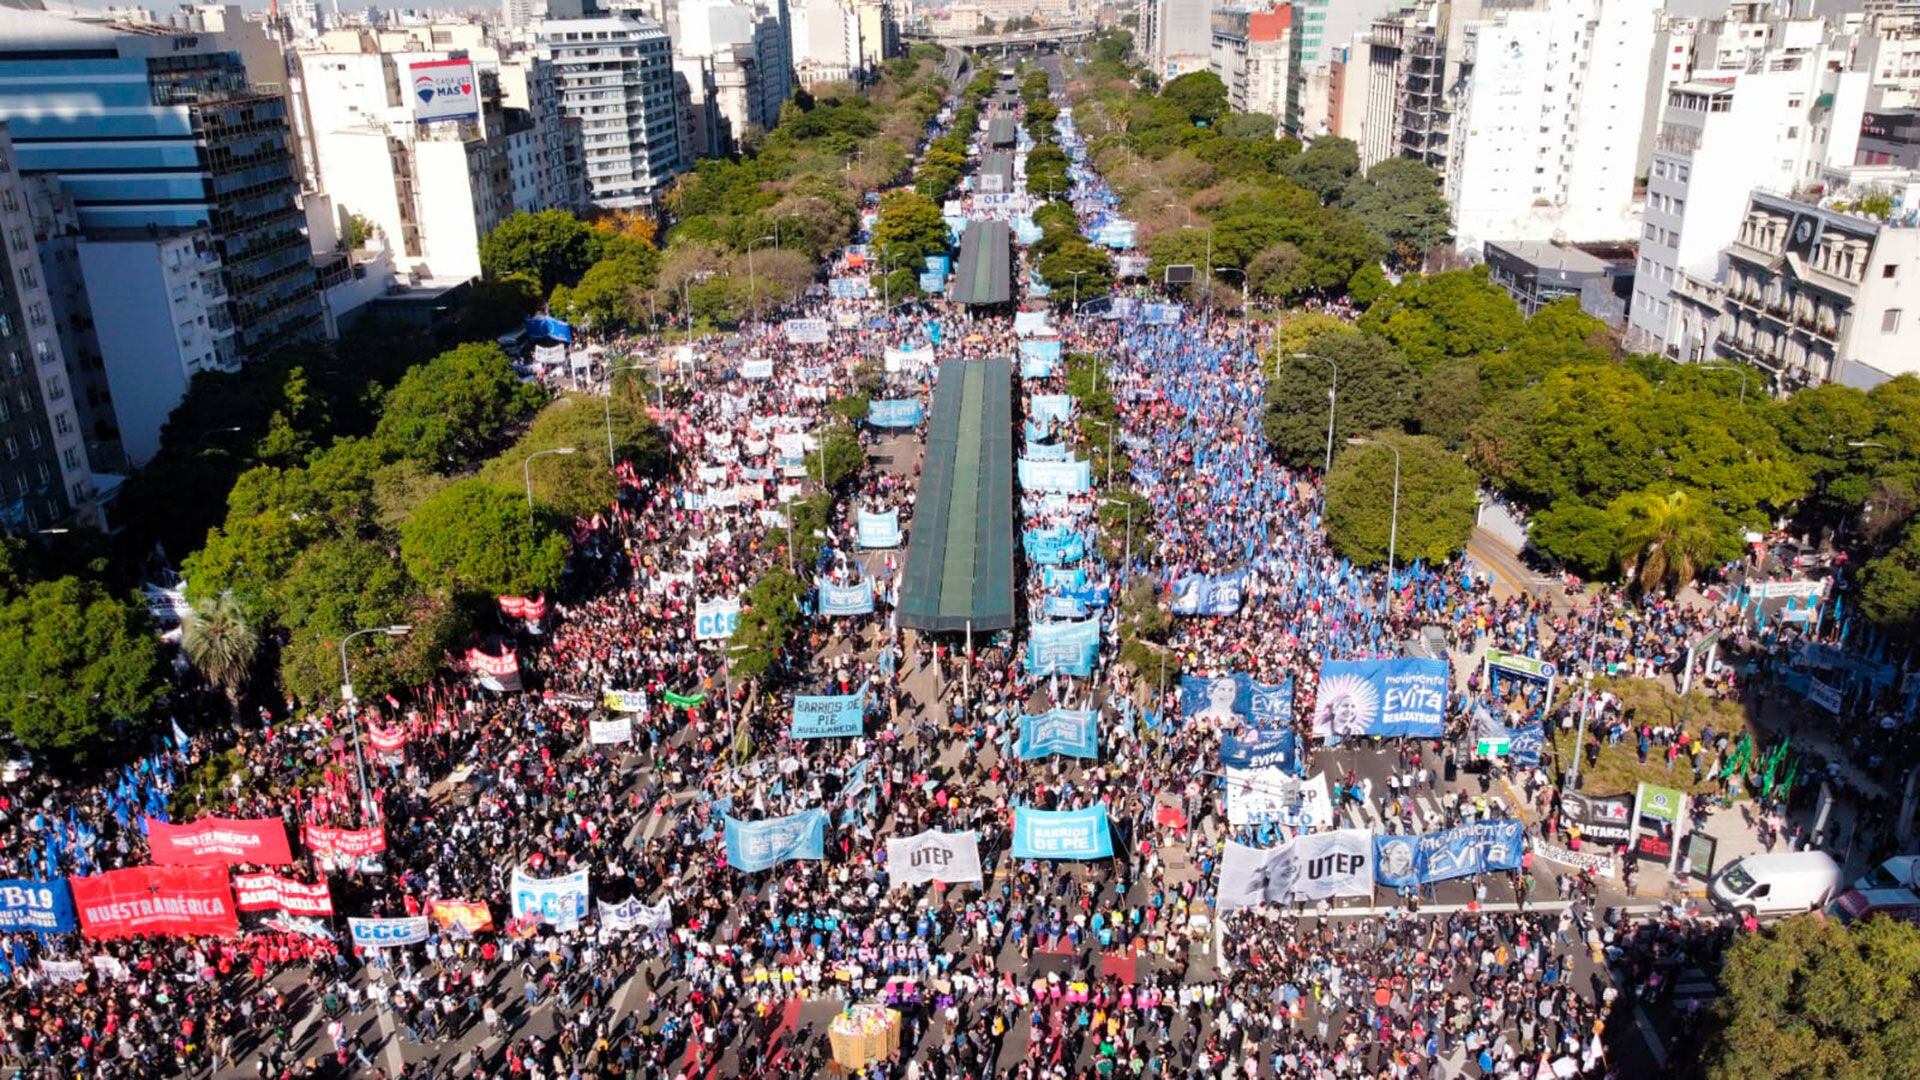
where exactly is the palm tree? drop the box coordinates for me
[181,590,259,707]
[1610,488,1719,594]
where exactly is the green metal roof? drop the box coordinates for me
[988,116,1017,147]
[898,358,1015,634]
[948,220,1011,306]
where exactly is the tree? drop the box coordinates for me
[1158,71,1228,126]
[0,578,163,761]
[399,480,571,597]
[1358,267,1525,371]
[1341,158,1451,266]
[869,190,948,266]
[1037,241,1113,301]
[181,590,259,705]
[729,570,806,681]
[480,210,601,294]
[1700,914,1920,1080]
[477,394,669,519]
[1860,520,1920,633]
[1324,433,1478,566]
[275,538,467,703]
[806,423,866,490]
[1528,501,1618,579]
[1347,262,1390,306]
[1609,487,1730,593]
[1280,137,1360,204]
[1263,330,1416,469]
[1413,356,1483,449]
[556,244,660,333]
[374,343,547,470]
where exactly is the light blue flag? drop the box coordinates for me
[1015,709,1099,760]
[819,579,876,617]
[724,809,828,871]
[790,693,866,738]
[1011,806,1113,860]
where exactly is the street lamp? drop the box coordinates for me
[1698,360,1751,404]
[604,361,661,471]
[1347,436,1401,613]
[1066,269,1087,313]
[338,624,412,824]
[523,447,579,524]
[1847,440,1889,451]
[1292,352,1339,476]
[746,234,776,322]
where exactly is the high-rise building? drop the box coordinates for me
[1444,0,1662,256]
[0,7,324,466]
[1360,0,1449,170]
[673,0,794,157]
[0,126,96,530]
[791,0,864,85]
[1137,0,1212,80]
[538,12,684,208]
[1212,6,1294,128]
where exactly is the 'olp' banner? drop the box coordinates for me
[146,816,293,866]
[69,865,237,940]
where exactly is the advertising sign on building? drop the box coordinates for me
[409,59,480,124]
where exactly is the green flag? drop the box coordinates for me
[664,689,707,708]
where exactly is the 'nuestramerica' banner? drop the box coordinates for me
[147,816,292,866]
[232,873,333,917]
[69,865,237,940]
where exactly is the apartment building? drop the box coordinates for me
[539,13,685,207]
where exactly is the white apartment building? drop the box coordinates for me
[1137,0,1213,80]
[1445,0,1662,256]
[1211,7,1293,125]
[539,13,684,207]
[674,0,793,157]
[790,0,894,86]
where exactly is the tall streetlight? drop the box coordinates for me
[523,447,578,524]
[1698,360,1752,404]
[1292,352,1339,475]
[604,361,661,471]
[746,234,776,323]
[1067,269,1086,313]
[338,624,412,823]
[1347,436,1402,613]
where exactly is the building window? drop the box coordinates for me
[1884,308,1903,334]
[1885,264,1898,279]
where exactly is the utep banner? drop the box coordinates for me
[510,867,590,925]
[70,865,237,940]
[819,578,876,617]
[1220,727,1299,772]
[146,816,293,867]
[349,916,430,949]
[1010,806,1113,860]
[790,692,865,738]
[887,830,984,887]
[232,873,333,917]
[1373,820,1527,889]
[783,318,830,344]
[868,399,925,428]
[1312,658,1448,740]
[694,596,741,640]
[0,879,76,934]
[1016,709,1099,760]
[1170,571,1247,616]
[1217,830,1374,910]
[725,809,827,872]
[1025,618,1100,677]
[1023,526,1085,566]
[1018,458,1092,494]
[857,509,902,548]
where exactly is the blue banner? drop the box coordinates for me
[1031,395,1074,427]
[725,809,828,871]
[1042,595,1089,620]
[1245,676,1294,728]
[919,272,946,294]
[1141,303,1183,325]
[0,879,75,934]
[1041,566,1086,590]
[868,399,924,428]
[1312,658,1448,740]
[1025,618,1100,677]
[1023,526,1086,566]
[819,579,876,616]
[790,692,866,738]
[1060,582,1111,610]
[1016,709,1099,759]
[1181,673,1293,726]
[525,315,572,342]
[1219,727,1299,772]
[1375,821,1526,888]
[1018,458,1092,494]
[1020,353,1056,379]
[1509,722,1545,767]
[1024,440,1071,463]
[925,255,950,276]
[1170,570,1247,616]
[1010,806,1113,860]
[1020,340,1063,363]
[857,509,901,549]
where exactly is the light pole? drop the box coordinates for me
[1293,352,1339,476]
[1347,436,1402,613]
[1698,360,1752,404]
[1067,269,1085,313]
[603,361,660,471]
[523,447,579,524]
[1088,417,1116,491]
[338,624,412,824]
[746,234,776,323]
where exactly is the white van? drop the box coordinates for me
[1853,854,1920,893]
[1709,851,1844,918]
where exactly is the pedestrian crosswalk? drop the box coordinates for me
[1335,789,1515,835]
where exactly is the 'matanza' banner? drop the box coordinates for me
[232,873,333,917]
[146,816,293,866]
[69,866,237,940]
[302,825,387,862]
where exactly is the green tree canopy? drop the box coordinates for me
[1700,914,1920,1080]
[480,210,602,294]
[477,393,670,519]
[1341,158,1451,267]
[1358,267,1526,371]
[0,577,164,761]
[1324,433,1478,566]
[399,480,570,598]
[1280,136,1360,204]
[1263,328,1416,469]
[374,343,547,470]
[870,190,949,266]
[1609,487,1734,593]
[1860,519,1920,633]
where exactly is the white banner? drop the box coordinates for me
[1217,829,1373,909]
[886,830,984,887]
[597,897,671,932]
[349,915,431,948]
[510,867,590,926]
[1225,768,1333,827]
[40,959,85,983]
[589,717,633,745]
[694,597,741,640]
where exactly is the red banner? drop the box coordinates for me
[465,648,519,678]
[69,866,237,940]
[498,595,547,620]
[232,873,334,916]
[146,816,293,866]
[302,825,387,862]
[428,899,494,934]
[367,722,408,754]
